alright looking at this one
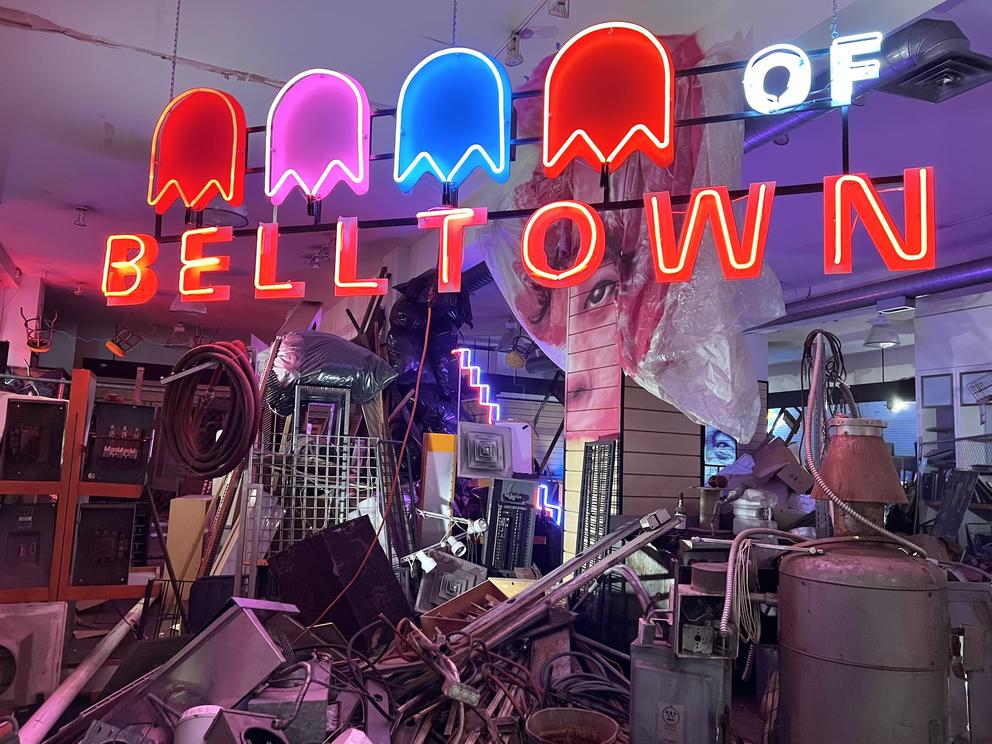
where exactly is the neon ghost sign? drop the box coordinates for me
[543,21,675,178]
[104,22,936,307]
[394,48,511,191]
[148,88,246,214]
[265,69,372,205]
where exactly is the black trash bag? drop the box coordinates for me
[265,331,398,416]
[415,384,458,434]
[392,272,473,331]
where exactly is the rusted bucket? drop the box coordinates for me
[524,708,619,744]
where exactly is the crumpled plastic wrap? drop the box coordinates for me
[264,331,397,416]
[478,39,784,443]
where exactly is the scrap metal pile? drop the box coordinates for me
[29,508,679,744]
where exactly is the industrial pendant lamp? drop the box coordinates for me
[864,315,901,349]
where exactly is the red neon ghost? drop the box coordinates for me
[543,22,676,178]
[148,89,247,214]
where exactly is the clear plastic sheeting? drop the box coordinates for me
[480,40,784,443]
[263,331,397,415]
[629,54,783,443]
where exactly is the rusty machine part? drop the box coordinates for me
[812,415,908,536]
[777,539,949,744]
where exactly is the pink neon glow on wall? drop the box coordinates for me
[452,347,501,425]
[266,70,371,206]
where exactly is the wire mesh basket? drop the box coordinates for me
[237,409,417,597]
[968,373,992,406]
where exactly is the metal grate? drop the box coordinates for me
[575,439,619,554]
[238,411,415,596]
[969,373,992,406]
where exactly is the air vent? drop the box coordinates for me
[881,50,992,103]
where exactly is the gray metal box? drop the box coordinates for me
[630,620,730,744]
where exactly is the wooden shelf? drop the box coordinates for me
[0,586,52,603]
[77,482,142,499]
[60,582,154,602]
[0,480,62,495]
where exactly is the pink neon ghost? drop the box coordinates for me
[265,69,371,206]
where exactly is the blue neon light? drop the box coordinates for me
[539,483,563,526]
[394,48,511,192]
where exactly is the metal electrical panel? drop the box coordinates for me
[0,396,67,481]
[0,502,57,589]
[630,620,730,744]
[71,504,135,586]
[484,479,537,576]
[83,401,156,484]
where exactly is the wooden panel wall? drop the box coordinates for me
[620,376,703,518]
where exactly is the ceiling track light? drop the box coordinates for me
[549,0,569,18]
[506,33,524,67]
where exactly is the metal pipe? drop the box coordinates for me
[469,512,683,649]
[745,19,974,152]
[19,599,145,744]
[752,256,992,330]
[605,564,654,614]
[464,509,672,638]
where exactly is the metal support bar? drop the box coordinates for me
[841,105,851,173]
[159,360,217,384]
[462,508,680,640]
[154,174,906,243]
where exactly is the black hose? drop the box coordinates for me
[161,341,261,479]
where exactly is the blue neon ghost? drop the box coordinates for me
[394,48,511,192]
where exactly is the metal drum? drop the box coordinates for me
[778,540,949,744]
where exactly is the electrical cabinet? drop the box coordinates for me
[0,502,57,589]
[71,504,135,586]
[82,401,156,484]
[484,479,537,576]
[0,396,67,481]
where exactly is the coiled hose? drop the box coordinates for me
[162,341,261,480]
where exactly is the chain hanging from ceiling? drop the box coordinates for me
[169,0,182,100]
[451,0,459,46]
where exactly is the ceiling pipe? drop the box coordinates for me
[745,18,973,152]
[751,256,992,330]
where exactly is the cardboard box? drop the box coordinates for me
[421,578,534,636]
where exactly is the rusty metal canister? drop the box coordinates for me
[777,539,949,743]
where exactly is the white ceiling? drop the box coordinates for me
[0,0,967,342]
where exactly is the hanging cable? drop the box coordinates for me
[161,340,261,480]
[295,291,436,642]
[734,539,761,645]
